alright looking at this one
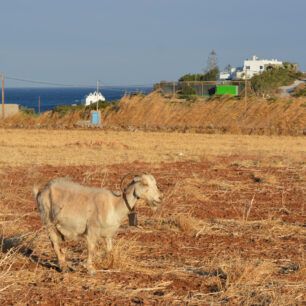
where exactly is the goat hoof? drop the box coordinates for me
[60,266,70,273]
[67,263,75,272]
[87,268,96,275]
[86,263,96,275]
[60,262,74,273]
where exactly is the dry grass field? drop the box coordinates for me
[0,129,305,305]
[1,93,306,136]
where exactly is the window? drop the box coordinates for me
[260,66,263,69]
[246,66,250,70]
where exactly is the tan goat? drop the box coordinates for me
[33,174,162,274]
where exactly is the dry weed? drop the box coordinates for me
[221,258,276,304]
[171,213,200,235]
[206,179,236,191]
[97,236,144,272]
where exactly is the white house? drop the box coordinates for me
[220,55,283,80]
[85,91,105,106]
[241,55,283,79]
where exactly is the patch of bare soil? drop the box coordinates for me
[0,156,305,304]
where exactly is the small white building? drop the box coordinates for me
[85,91,105,106]
[219,67,240,80]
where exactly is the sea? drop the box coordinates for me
[4,86,153,113]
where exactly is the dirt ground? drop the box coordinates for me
[0,129,305,305]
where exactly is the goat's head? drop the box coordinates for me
[132,174,162,211]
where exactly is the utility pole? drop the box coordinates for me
[38,96,41,114]
[244,69,248,107]
[96,80,99,111]
[243,68,250,115]
[1,73,5,119]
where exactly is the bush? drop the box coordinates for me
[20,106,36,115]
[177,83,197,101]
[293,84,306,97]
[52,101,119,117]
[251,65,302,95]
[85,100,118,111]
[53,104,84,116]
[179,68,220,82]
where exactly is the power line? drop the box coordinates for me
[5,75,153,88]
[5,76,90,87]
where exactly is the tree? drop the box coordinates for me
[178,49,220,82]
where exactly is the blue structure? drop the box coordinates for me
[91,111,101,125]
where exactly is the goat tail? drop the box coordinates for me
[33,185,40,199]
[34,185,53,226]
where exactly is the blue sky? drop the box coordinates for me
[1,0,305,87]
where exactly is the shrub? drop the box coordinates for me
[52,101,119,117]
[20,106,36,115]
[53,104,84,117]
[251,64,302,95]
[179,68,220,82]
[293,84,306,97]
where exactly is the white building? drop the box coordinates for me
[220,55,283,80]
[239,55,283,79]
[219,67,240,80]
[85,91,105,106]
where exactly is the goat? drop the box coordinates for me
[33,173,162,274]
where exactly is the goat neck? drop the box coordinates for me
[121,183,139,214]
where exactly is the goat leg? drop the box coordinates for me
[86,234,97,275]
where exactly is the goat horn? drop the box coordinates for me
[120,173,142,193]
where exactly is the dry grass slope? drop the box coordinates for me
[102,92,306,135]
[1,92,305,135]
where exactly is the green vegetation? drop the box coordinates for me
[250,63,302,95]
[179,67,220,82]
[52,101,118,117]
[177,83,197,100]
[179,50,219,82]
[177,68,220,99]
[20,106,36,115]
[53,104,83,115]
[293,84,306,97]
[176,49,219,99]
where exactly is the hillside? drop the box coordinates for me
[101,93,306,135]
[1,92,306,135]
